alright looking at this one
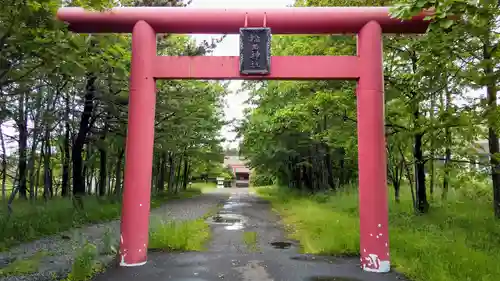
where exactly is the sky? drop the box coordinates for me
[189,0,295,149]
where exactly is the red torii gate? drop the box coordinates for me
[57,6,430,273]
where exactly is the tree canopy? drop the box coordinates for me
[0,0,228,203]
[239,0,499,215]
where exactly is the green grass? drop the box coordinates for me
[0,251,47,277]
[148,196,221,252]
[61,215,212,281]
[0,188,203,251]
[64,243,104,281]
[256,185,500,281]
[191,182,217,193]
[148,218,211,251]
[242,231,259,252]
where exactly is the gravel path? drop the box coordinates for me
[0,193,227,281]
[92,188,406,281]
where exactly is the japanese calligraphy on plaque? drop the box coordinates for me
[239,27,271,75]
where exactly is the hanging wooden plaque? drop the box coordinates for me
[239,27,271,75]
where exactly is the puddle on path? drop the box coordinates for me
[223,201,251,209]
[206,196,251,231]
[212,214,241,224]
[225,221,245,230]
[207,213,246,230]
[270,241,292,249]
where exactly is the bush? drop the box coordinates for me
[219,169,234,180]
[66,243,101,281]
[450,171,492,201]
[250,173,274,187]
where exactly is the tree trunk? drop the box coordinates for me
[35,146,42,200]
[83,144,88,194]
[99,148,107,196]
[43,126,53,199]
[182,160,189,190]
[167,152,176,193]
[324,145,335,190]
[108,171,113,196]
[399,142,415,207]
[489,124,500,217]
[114,149,124,195]
[338,148,346,186]
[28,123,39,201]
[483,40,500,217]
[151,155,158,194]
[175,155,183,193]
[99,110,110,196]
[387,144,403,203]
[442,144,452,200]
[304,156,313,191]
[157,152,167,192]
[28,90,43,200]
[442,84,452,200]
[17,92,28,200]
[0,124,6,201]
[295,161,302,190]
[429,89,437,197]
[61,92,71,197]
[72,72,96,196]
[86,144,95,195]
[414,130,428,213]
[394,166,401,203]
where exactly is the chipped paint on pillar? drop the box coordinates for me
[119,234,128,266]
[118,233,148,267]
[360,223,390,273]
[362,254,390,273]
[120,253,127,266]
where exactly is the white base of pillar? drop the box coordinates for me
[362,260,390,273]
[119,259,147,267]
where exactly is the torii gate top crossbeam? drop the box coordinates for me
[56,7,431,34]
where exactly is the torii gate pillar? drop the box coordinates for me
[119,21,157,267]
[357,21,390,272]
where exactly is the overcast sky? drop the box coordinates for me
[189,0,295,149]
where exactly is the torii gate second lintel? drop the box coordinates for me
[56,7,430,273]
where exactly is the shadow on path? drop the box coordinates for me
[94,188,407,281]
